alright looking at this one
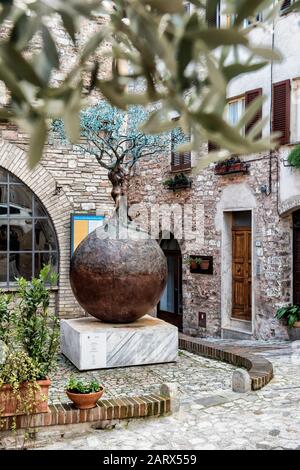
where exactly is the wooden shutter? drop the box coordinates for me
[272,80,291,145]
[245,88,262,138]
[281,0,291,11]
[171,150,191,171]
[171,130,191,171]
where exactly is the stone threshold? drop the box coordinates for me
[1,393,171,432]
[179,334,274,391]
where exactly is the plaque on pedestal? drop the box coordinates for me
[61,315,178,371]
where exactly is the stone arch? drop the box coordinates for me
[0,139,77,316]
[279,196,300,216]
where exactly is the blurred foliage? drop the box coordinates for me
[0,0,297,168]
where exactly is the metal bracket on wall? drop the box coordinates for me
[282,159,295,168]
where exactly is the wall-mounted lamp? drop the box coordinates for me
[260,185,268,194]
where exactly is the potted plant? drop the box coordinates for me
[184,256,201,271]
[214,156,249,175]
[185,256,210,272]
[66,376,104,410]
[287,145,300,169]
[0,351,50,418]
[16,265,60,381]
[275,305,300,340]
[0,265,59,424]
[200,259,210,270]
[163,173,192,190]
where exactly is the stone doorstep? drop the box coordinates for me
[179,335,274,391]
[0,394,171,432]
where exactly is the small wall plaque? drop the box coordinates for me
[189,255,213,275]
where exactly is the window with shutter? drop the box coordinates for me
[171,132,191,171]
[245,88,263,138]
[281,0,292,12]
[272,80,291,145]
[228,96,245,128]
[171,150,191,171]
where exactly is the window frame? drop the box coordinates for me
[0,168,59,288]
[170,130,192,172]
[280,0,293,15]
[227,95,246,133]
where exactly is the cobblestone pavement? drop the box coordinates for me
[49,351,235,404]
[41,344,300,450]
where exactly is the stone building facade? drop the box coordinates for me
[0,16,114,317]
[1,3,300,342]
[129,3,300,341]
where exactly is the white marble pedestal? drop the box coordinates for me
[61,315,178,371]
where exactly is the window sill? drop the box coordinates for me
[170,167,192,174]
[0,285,59,292]
[287,141,300,147]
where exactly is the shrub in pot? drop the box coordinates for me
[287,145,300,169]
[66,376,104,410]
[16,265,60,380]
[163,173,191,189]
[276,305,300,340]
[0,351,50,420]
[0,265,59,424]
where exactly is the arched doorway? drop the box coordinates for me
[0,167,58,287]
[158,235,183,330]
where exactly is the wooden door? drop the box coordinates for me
[232,227,252,321]
[293,211,300,305]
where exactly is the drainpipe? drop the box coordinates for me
[266,15,276,197]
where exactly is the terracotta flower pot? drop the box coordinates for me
[190,260,198,270]
[0,378,50,417]
[230,163,242,172]
[200,260,210,270]
[66,388,104,410]
[288,321,300,341]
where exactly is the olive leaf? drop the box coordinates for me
[28,117,48,169]
[41,25,60,70]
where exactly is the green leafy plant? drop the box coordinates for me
[0,292,13,347]
[276,305,300,328]
[184,256,202,266]
[287,145,300,169]
[16,265,59,379]
[0,0,284,167]
[0,350,42,431]
[0,351,40,391]
[163,173,191,188]
[66,376,103,394]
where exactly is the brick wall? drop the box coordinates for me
[0,15,114,317]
